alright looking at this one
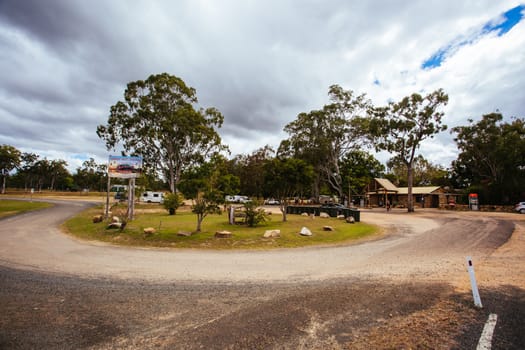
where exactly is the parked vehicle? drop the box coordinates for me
[140,191,164,203]
[321,203,347,209]
[515,202,525,214]
[264,198,280,205]
[114,192,127,200]
[225,195,251,203]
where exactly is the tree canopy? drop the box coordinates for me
[97,73,226,193]
[0,144,21,194]
[263,157,313,221]
[279,85,371,200]
[451,113,525,204]
[363,89,449,211]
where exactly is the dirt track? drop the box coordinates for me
[0,199,524,349]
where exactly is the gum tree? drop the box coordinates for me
[0,144,21,194]
[97,73,226,193]
[364,89,448,212]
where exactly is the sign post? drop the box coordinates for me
[107,156,142,221]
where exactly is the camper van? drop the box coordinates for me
[140,191,164,203]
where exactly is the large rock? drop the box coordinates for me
[301,212,309,216]
[112,216,120,223]
[177,231,193,237]
[323,226,334,231]
[143,227,156,235]
[299,227,312,236]
[215,230,232,238]
[263,229,280,238]
[107,222,122,229]
[92,215,103,223]
[337,215,346,220]
[346,216,355,223]
[320,212,330,218]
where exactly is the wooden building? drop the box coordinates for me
[366,178,455,209]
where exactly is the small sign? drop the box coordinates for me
[108,156,143,179]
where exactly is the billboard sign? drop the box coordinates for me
[108,156,143,179]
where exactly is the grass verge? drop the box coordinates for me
[0,199,53,219]
[63,204,378,250]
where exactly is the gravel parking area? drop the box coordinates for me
[0,200,524,348]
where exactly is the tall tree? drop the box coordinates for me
[451,113,525,204]
[74,158,107,191]
[0,144,21,194]
[228,146,274,197]
[97,73,226,193]
[386,155,449,187]
[263,157,313,221]
[340,150,385,204]
[279,85,371,200]
[364,89,448,212]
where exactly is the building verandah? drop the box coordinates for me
[366,178,455,209]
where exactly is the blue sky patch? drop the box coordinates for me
[422,4,524,69]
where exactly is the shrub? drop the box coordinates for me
[243,200,269,227]
[163,192,183,215]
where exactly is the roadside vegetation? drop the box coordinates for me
[63,204,377,250]
[0,199,52,219]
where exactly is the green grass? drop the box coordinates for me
[0,199,53,218]
[63,204,378,250]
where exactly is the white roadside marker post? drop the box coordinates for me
[466,256,483,308]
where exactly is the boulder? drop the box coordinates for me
[263,229,281,238]
[337,215,346,220]
[177,231,193,237]
[301,212,309,216]
[323,226,334,231]
[143,227,156,235]
[346,216,355,223]
[215,230,232,238]
[107,222,122,229]
[320,212,330,218]
[111,216,120,223]
[92,215,103,223]
[299,227,312,236]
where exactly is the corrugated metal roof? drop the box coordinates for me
[369,178,442,195]
[374,178,398,192]
[396,186,442,194]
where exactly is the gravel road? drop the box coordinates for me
[1,199,524,349]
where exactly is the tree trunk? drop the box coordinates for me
[1,175,5,194]
[407,165,414,212]
[280,202,287,222]
[196,214,203,232]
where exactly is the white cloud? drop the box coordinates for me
[0,0,523,172]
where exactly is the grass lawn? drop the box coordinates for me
[63,204,379,250]
[0,199,53,219]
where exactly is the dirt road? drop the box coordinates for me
[0,199,524,349]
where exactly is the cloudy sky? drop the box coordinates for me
[1,0,524,172]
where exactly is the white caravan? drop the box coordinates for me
[140,191,164,203]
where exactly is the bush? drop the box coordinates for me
[243,200,269,227]
[163,192,183,215]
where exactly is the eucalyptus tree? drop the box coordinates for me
[451,113,525,204]
[364,89,448,212]
[340,150,385,202]
[386,155,449,187]
[0,144,21,194]
[279,85,371,200]
[229,145,274,197]
[263,157,313,222]
[97,73,226,193]
[74,158,107,191]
